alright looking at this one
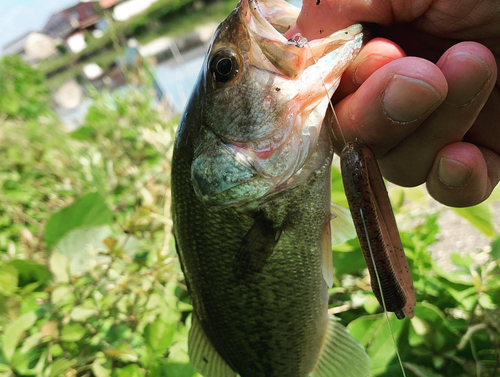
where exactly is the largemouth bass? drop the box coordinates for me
[172,1,369,376]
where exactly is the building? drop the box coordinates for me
[112,0,158,22]
[3,32,33,58]
[2,32,57,62]
[43,2,102,52]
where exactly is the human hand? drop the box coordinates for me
[285,0,499,207]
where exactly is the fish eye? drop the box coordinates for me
[209,49,239,84]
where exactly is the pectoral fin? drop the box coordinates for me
[309,315,370,377]
[330,202,356,246]
[321,202,356,287]
[234,212,282,277]
[188,315,237,377]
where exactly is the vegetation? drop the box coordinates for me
[0,56,51,120]
[0,55,499,377]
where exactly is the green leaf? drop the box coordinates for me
[60,323,86,342]
[0,294,21,324]
[44,358,75,377]
[44,192,113,249]
[49,344,63,358]
[404,363,444,377]
[478,293,496,309]
[0,264,18,296]
[163,341,194,377]
[92,354,112,377]
[332,239,366,276]
[434,265,474,286]
[491,237,500,260]
[51,286,75,308]
[55,225,112,275]
[362,293,380,314]
[452,203,495,238]
[403,186,427,203]
[113,364,143,377]
[2,311,37,362]
[70,125,94,141]
[0,364,10,372]
[331,166,348,207]
[104,342,138,363]
[409,303,457,352]
[144,318,175,357]
[434,269,477,310]
[8,260,51,290]
[70,305,96,322]
[347,313,410,376]
[450,253,474,269]
[10,346,44,375]
[49,251,70,284]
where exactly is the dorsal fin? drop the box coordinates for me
[188,315,237,377]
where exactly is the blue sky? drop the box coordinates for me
[0,0,77,49]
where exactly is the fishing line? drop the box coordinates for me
[302,35,407,377]
[360,208,407,377]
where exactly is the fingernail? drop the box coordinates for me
[438,157,472,188]
[441,52,492,107]
[383,75,442,122]
[354,55,394,85]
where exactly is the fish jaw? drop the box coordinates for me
[191,0,363,208]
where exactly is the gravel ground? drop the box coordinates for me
[427,199,500,270]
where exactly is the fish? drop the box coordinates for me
[171,0,369,376]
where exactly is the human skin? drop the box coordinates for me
[285,0,499,207]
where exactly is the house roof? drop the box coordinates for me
[43,2,100,39]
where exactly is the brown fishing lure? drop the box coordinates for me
[341,140,416,319]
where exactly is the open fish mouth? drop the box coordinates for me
[191,0,364,207]
[242,0,300,39]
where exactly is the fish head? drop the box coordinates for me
[190,0,363,208]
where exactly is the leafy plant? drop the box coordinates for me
[327,173,500,377]
[0,56,51,120]
[0,52,498,377]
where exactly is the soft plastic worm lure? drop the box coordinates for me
[340,140,416,319]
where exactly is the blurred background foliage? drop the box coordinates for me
[0,8,499,377]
